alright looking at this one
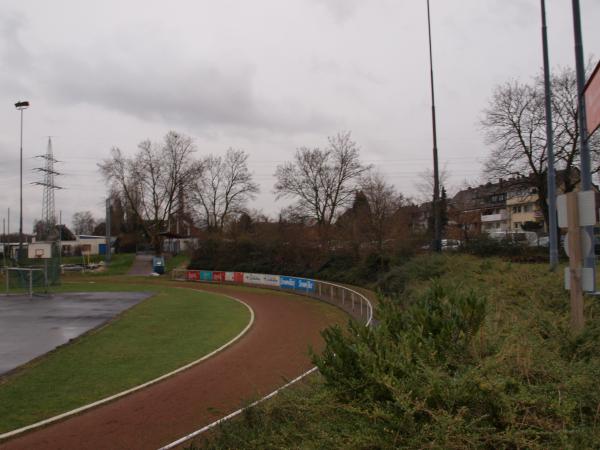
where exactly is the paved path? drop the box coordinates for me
[0,292,151,375]
[127,254,154,276]
[2,283,346,450]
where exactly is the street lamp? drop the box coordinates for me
[15,100,29,261]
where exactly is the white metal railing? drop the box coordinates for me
[160,269,374,449]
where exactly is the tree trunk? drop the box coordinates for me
[536,175,550,234]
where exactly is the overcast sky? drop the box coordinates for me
[0,0,598,232]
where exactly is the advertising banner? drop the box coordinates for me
[243,273,263,284]
[296,278,315,292]
[279,276,296,289]
[233,272,244,283]
[212,271,226,282]
[225,272,235,282]
[186,270,200,281]
[262,274,280,287]
[200,271,213,281]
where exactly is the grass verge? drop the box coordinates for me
[0,280,250,434]
[166,253,190,273]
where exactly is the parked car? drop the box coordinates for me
[421,239,462,251]
[441,239,461,250]
[152,256,165,275]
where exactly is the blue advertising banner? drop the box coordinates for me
[200,271,213,281]
[279,276,315,292]
[296,278,315,292]
[279,276,296,289]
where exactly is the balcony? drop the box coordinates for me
[481,211,508,222]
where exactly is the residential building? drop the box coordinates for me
[448,169,599,239]
[506,187,543,231]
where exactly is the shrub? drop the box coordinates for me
[376,254,447,296]
[462,234,552,263]
[314,281,487,402]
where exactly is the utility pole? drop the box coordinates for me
[571,0,596,288]
[2,217,5,269]
[58,210,62,268]
[105,198,111,264]
[426,0,442,252]
[540,0,559,270]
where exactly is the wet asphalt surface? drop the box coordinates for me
[0,291,152,375]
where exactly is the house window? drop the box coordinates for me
[523,204,531,212]
[514,222,520,229]
[512,206,522,213]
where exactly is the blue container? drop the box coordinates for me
[152,256,165,274]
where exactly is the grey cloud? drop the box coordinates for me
[312,0,361,23]
[38,49,335,135]
[0,12,33,94]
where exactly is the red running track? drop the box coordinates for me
[1,283,347,450]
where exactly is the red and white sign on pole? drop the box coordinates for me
[585,61,600,137]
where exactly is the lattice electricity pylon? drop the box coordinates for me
[32,137,62,238]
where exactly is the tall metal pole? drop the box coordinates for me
[105,198,111,264]
[571,0,595,286]
[18,108,23,261]
[2,217,5,269]
[541,0,559,270]
[14,101,29,261]
[427,0,442,252]
[58,210,62,268]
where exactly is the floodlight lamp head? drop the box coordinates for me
[14,101,30,110]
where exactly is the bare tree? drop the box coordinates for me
[72,211,96,235]
[99,131,196,254]
[190,149,259,232]
[274,131,370,226]
[481,67,600,226]
[360,171,406,252]
[415,164,451,203]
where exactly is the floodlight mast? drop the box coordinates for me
[426,0,442,252]
[540,0,559,270]
[14,100,30,261]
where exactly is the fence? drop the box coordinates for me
[171,269,373,325]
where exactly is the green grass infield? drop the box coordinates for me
[0,281,251,434]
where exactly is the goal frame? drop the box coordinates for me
[4,267,47,297]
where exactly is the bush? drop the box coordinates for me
[376,254,447,296]
[462,234,551,263]
[314,282,487,403]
